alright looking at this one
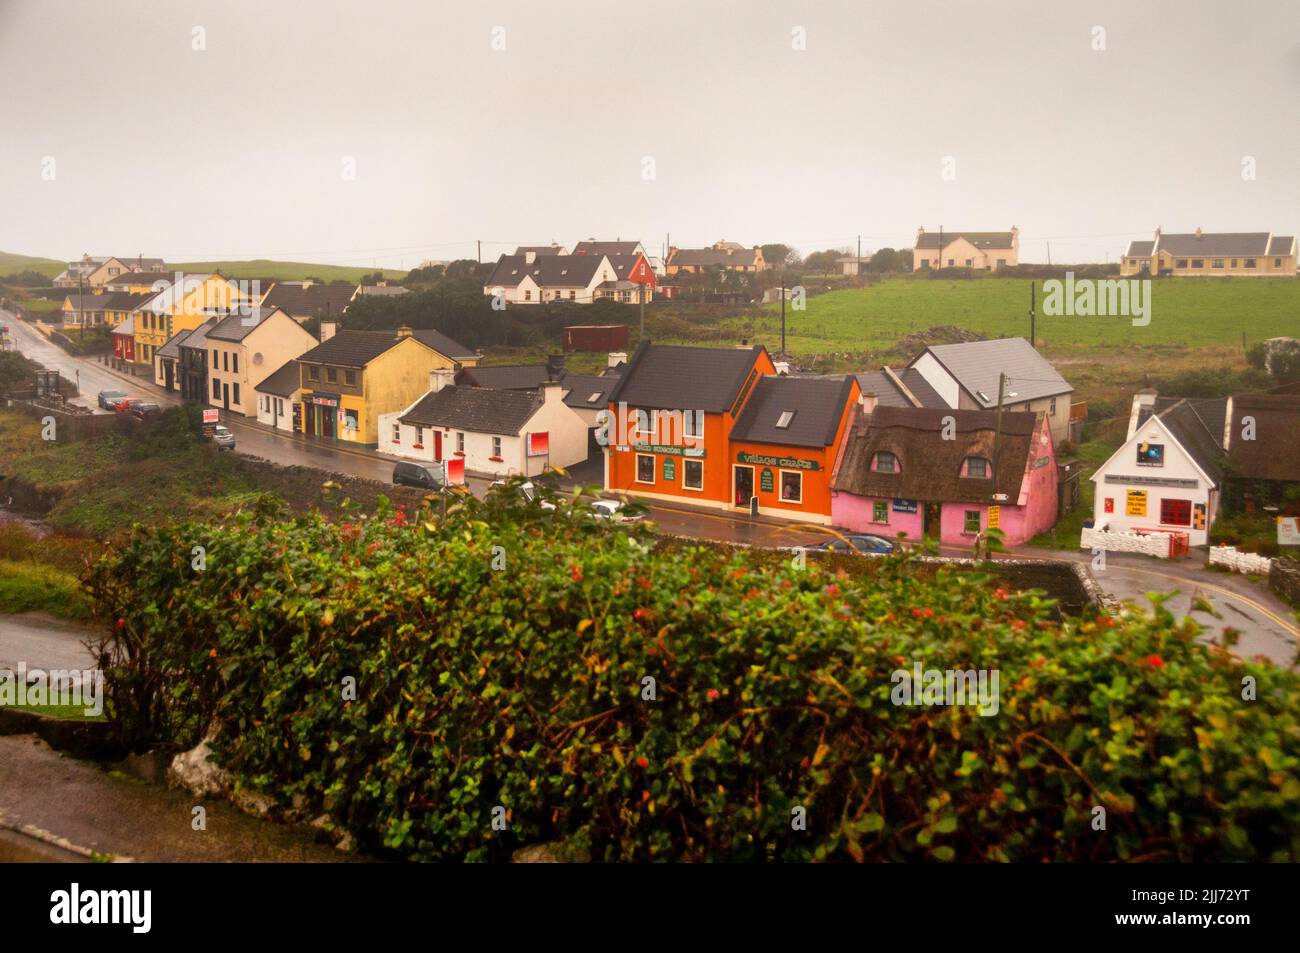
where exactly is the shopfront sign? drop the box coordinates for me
[306,393,339,408]
[736,451,820,471]
[759,467,775,493]
[663,457,675,481]
[892,499,918,514]
[1126,489,1148,516]
[631,442,704,458]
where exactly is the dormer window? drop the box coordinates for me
[871,451,899,473]
[775,410,794,429]
[962,456,992,478]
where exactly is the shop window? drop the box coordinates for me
[344,409,359,433]
[635,453,655,484]
[964,510,980,534]
[872,500,889,523]
[779,470,802,503]
[1160,498,1191,526]
[683,458,703,490]
[871,451,899,473]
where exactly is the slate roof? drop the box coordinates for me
[1125,240,1155,257]
[1227,394,1300,481]
[456,364,557,390]
[298,330,406,367]
[103,291,153,311]
[261,280,355,319]
[513,245,567,256]
[62,293,114,311]
[729,375,855,448]
[177,316,220,352]
[105,270,172,286]
[561,374,618,411]
[411,327,477,361]
[207,305,288,342]
[155,328,193,360]
[1155,232,1272,257]
[255,359,303,397]
[485,253,608,289]
[915,231,1015,251]
[1268,236,1297,257]
[668,247,761,269]
[844,368,947,409]
[573,241,641,257]
[399,385,542,435]
[607,342,766,413]
[833,406,1041,503]
[912,337,1072,408]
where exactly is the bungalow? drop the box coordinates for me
[59,293,113,328]
[906,337,1074,446]
[912,228,1019,272]
[604,342,859,523]
[254,359,302,432]
[1121,228,1297,277]
[831,404,1058,546]
[665,241,767,274]
[204,305,319,417]
[259,280,356,324]
[53,255,167,289]
[101,291,153,329]
[296,326,474,446]
[483,252,617,305]
[379,371,588,477]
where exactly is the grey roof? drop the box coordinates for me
[573,241,641,257]
[729,376,855,448]
[1268,236,1296,257]
[298,330,405,367]
[845,368,947,409]
[668,246,761,269]
[1153,399,1226,483]
[62,293,114,310]
[206,305,288,342]
[261,280,355,319]
[607,342,766,413]
[561,374,618,410]
[177,316,220,352]
[399,385,542,435]
[255,359,302,397]
[1156,232,1272,257]
[911,337,1072,408]
[410,327,477,361]
[355,284,408,296]
[456,364,556,390]
[915,231,1015,251]
[1125,240,1155,257]
[513,245,567,256]
[104,270,172,286]
[485,253,607,289]
[156,328,193,360]
[1138,396,1228,449]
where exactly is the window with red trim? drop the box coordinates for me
[1160,498,1191,526]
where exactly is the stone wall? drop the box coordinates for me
[1269,557,1300,607]
[1080,525,1171,559]
[1208,545,1273,576]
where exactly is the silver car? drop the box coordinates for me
[211,424,235,450]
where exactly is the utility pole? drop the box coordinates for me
[1046,241,1052,266]
[992,372,1007,485]
[780,275,786,355]
[1029,283,1036,349]
[857,234,862,284]
[639,281,645,344]
[938,225,943,270]
[476,240,481,264]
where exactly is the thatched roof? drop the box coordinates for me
[833,406,1042,503]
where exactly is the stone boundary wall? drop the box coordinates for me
[1208,545,1273,576]
[1269,557,1300,607]
[1080,525,1171,559]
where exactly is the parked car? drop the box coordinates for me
[793,534,896,557]
[97,389,127,410]
[588,499,645,524]
[210,424,235,450]
[130,401,162,419]
[113,397,144,413]
[392,460,448,490]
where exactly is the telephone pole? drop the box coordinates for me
[1029,283,1036,349]
[476,240,481,264]
[992,372,1007,483]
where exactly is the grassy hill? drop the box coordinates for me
[171,259,388,284]
[728,275,1300,356]
[0,251,65,278]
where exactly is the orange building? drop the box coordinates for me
[603,343,860,523]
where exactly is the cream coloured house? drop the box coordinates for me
[204,305,319,417]
[912,228,1019,271]
[1121,228,1297,277]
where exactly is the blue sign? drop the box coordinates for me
[892,498,918,514]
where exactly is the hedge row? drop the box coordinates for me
[84,490,1300,861]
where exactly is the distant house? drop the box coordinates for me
[912,228,1018,271]
[665,241,767,274]
[573,240,646,258]
[351,282,409,300]
[54,255,166,289]
[260,280,356,323]
[59,293,114,328]
[832,404,1057,546]
[483,251,618,305]
[836,255,873,276]
[111,315,136,365]
[1090,390,1300,547]
[906,337,1074,446]
[513,244,568,256]
[379,372,589,477]
[1121,228,1297,277]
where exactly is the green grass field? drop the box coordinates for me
[726,275,1300,356]
[171,259,386,284]
[0,251,64,278]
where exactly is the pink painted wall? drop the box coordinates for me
[832,492,923,538]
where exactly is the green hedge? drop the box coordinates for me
[84,491,1300,862]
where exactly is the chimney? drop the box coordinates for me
[429,367,455,393]
[546,353,565,380]
[541,379,563,404]
[607,350,627,368]
[860,391,879,413]
[320,320,337,342]
[772,360,790,376]
[396,325,412,338]
[525,251,537,264]
[1195,227,1203,239]
[1128,388,1158,439]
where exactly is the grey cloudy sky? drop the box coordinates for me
[2,0,1297,268]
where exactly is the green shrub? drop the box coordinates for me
[85,493,1300,862]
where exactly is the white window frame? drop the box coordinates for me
[682,457,704,491]
[778,468,803,504]
[635,453,656,485]
[456,431,465,453]
[392,422,401,442]
[492,435,502,458]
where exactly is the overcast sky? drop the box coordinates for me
[2,0,1297,268]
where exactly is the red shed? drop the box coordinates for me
[563,324,629,353]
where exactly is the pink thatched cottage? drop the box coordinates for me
[830,404,1058,546]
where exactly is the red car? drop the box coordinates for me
[113,397,144,413]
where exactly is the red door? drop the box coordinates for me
[433,430,442,461]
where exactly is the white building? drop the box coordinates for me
[483,251,617,305]
[378,369,589,478]
[254,358,303,432]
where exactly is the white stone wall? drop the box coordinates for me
[1080,525,1172,559]
[1208,545,1273,575]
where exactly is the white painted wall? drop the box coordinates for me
[911,351,961,408]
[256,393,296,432]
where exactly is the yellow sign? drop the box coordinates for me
[1126,489,1147,516]
[987,505,1000,529]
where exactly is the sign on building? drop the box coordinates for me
[1126,489,1148,517]
[988,505,1001,530]
[1279,517,1300,546]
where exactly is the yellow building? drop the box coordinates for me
[133,274,253,374]
[1121,228,1297,277]
[297,326,479,446]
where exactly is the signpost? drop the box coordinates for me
[202,407,219,438]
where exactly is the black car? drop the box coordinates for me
[97,389,127,410]
[130,402,162,419]
[795,534,896,557]
[392,460,447,490]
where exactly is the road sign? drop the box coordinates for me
[202,408,219,424]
